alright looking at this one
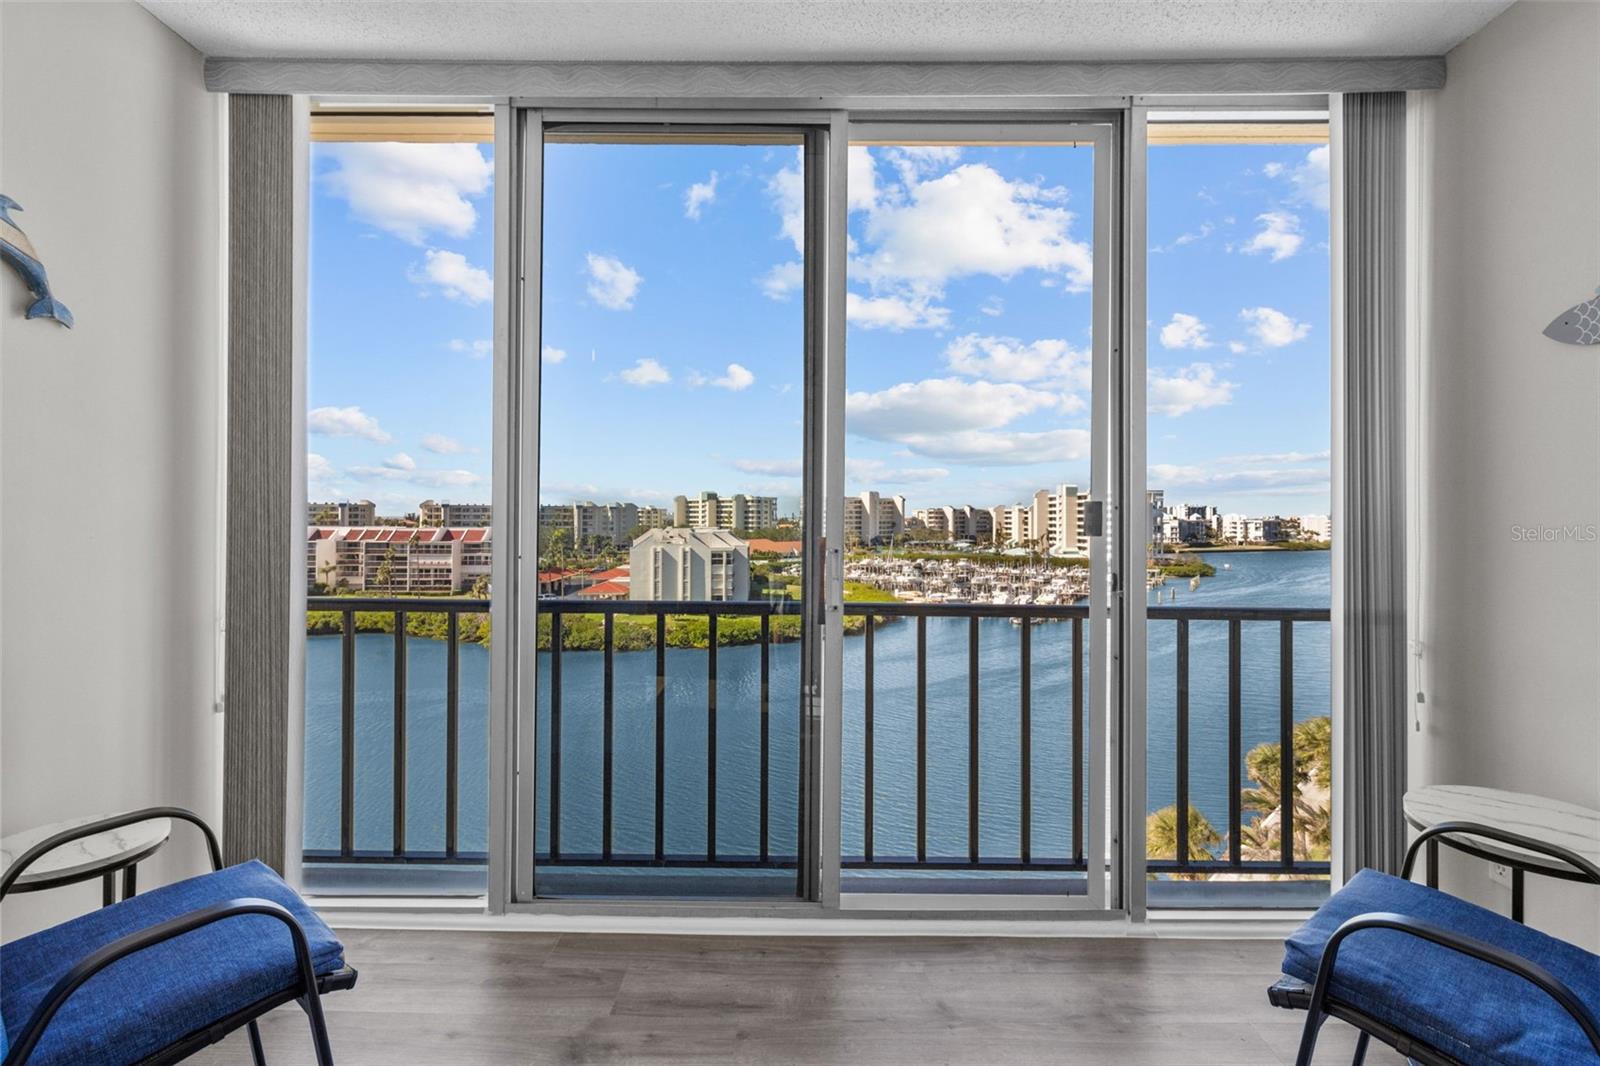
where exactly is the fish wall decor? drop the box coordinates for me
[1543,287,1600,345]
[0,194,73,328]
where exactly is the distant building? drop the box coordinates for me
[843,491,907,546]
[309,500,376,526]
[540,501,655,544]
[419,500,491,528]
[672,492,778,533]
[630,527,750,601]
[307,526,490,593]
[1299,514,1332,541]
[1147,490,1165,544]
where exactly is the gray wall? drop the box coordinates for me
[1,1,222,938]
[1416,0,1600,947]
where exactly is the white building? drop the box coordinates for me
[630,527,750,601]
[309,500,376,526]
[308,526,491,593]
[1300,514,1333,541]
[673,492,778,533]
[843,491,908,546]
[419,500,492,528]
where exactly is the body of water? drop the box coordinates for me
[304,549,1330,889]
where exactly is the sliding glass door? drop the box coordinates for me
[837,124,1116,908]
[525,123,821,900]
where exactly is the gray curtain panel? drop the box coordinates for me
[223,94,294,871]
[1340,91,1409,879]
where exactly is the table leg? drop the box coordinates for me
[101,871,116,907]
[1426,840,1439,889]
[122,862,137,900]
[1511,866,1525,923]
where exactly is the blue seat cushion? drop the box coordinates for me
[2,860,344,1066]
[1284,868,1600,1065]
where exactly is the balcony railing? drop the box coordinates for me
[303,595,1331,883]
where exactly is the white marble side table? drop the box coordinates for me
[0,814,172,906]
[1403,784,1600,922]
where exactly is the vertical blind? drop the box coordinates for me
[1340,91,1409,879]
[223,93,295,871]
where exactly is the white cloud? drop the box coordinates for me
[541,345,568,364]
[684,171,719,219]
[1240,211,1304,261]
[980,295,1005,317]
[759,260,804,301]
[1268,145,1331,211]
[893,427,1092,465]
[319,143,492,244]
[585,253,642,310]
[306,452,335,484]
[1148,363,1236,417]
[943,333,1089,390]
[349,451,482,488]
[1216,449,1330,464]
[1153,221,1215,254]
[449,338,492,358]
[846,291,950,331]
[1148,463,1328,495]
[735,457,803,477]
[848,377,1062,441]
[846,456,951,484]
[421,433,470,455]
[413,249,492,304]
[619,358,670,386]
[691,363,755,391]
[1228,340,1248,354]
[847,146,879,213]
[767,161,805,254]
[856,163,1093,293]
[308,405,392,443]
[1158,312,1214,350]
[1240,306,1312,348]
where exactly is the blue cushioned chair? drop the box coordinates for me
[1271,823,1600,1066]
[0,808,356,1066]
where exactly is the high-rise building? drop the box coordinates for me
[419,500,492,528]
[672,492,778,533]
[630,527,750,602]
[307,526,491,593]
[539,501,655,543]
[309,500,376,526]
[843,491,907,545]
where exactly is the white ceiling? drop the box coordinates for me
[140,1,1512,63]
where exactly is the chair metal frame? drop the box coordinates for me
[0,807,355,1066]
[1277,822,1600,1066]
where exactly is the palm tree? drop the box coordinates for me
[1146,804,1222,879]
[316,560,337,592]
[1239,716,1333,866]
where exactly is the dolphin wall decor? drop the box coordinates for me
[0,194,73,328]
[1543,287,1600,345]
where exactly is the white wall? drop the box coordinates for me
[1,0,222,938]
[1415,0,1600,947]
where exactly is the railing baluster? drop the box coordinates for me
[340,610,356,857]
[863,613,875,864]
[706,611,717,862]
[1280,619,1295,870]
[1228,617,1242,868]
[655,612,666,863]
[1020,614,1031,865]
[393,610,407,857]
[760,613,770,864]
[1072,615,1083,864]
[1176,618,1190,866]
[602,612,614,862]
[1177,614,1190,864]
[916,614,927,864]
[968,615,980,866]
[550,610,562,862]
[446,610,460,859]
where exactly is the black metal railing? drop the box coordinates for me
[538,597,806,879]
[303,595,489,867]
[1146,605,1332,878]
[304,595,1330,881]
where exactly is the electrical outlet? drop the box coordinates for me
[1489,863,1512,886]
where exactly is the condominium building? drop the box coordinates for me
[309,500,376,526]
[307,526,491,593]
[843,491,907,546]
[1146,490,1165,544]
[629,527,750,602]
[672,492,778,533]
[419,499,492,528]
[539,501,665,544]
[1034,483,1089,556]
[1299,513,1333,541]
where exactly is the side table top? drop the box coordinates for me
[1403,785,1600,875]
[0,815,172,887]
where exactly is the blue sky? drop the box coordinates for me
[308,135,1330,521]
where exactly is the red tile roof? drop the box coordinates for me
[746,538,802,554]
[574,579,629,599]
[589,566,631,581]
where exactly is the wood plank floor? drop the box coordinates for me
[190,930,1403,1065]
